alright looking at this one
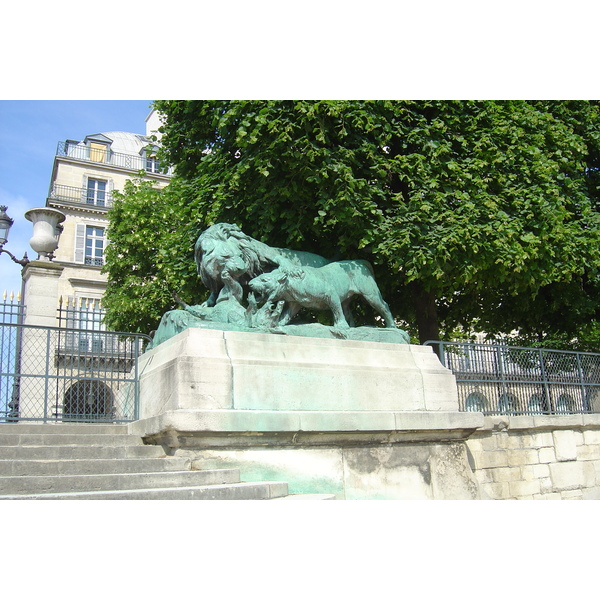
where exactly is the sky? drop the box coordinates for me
[0,100,154,298]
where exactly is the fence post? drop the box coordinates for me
[576,353,587,412]
[538,349,553,414]
[496,345,507,413]
[43,328,52,423]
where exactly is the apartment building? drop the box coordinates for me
[26,109,171,321]
[8,110,173,422]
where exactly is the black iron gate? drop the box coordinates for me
[1,319,151,423]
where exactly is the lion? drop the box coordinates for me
[194,223,330,307]
[248,260,396,329]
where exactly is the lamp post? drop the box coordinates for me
[0,205,28,422]
[0,205,29,266]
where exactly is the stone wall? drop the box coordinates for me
[465,414,600,500]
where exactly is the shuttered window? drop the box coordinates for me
[74,223,86,263]
[74,224,105,265]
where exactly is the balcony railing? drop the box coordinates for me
[48,183,114,209]
[56,141,173,176]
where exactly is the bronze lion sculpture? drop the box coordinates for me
[248,260,396,329]
[194,223,330,307]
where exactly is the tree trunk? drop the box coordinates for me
[413,282,441,353]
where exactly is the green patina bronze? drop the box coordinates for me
[150,223,409,348]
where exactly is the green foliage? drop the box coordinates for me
[101,178,209,333]
[106,100,600,345]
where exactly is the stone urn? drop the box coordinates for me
[24,207,66,261]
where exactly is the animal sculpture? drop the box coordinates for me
[194,223,330,306]
[248,260,396,329]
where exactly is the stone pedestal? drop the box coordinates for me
[22,260,63,327]
[136,327,459,416]
[131,328,484,499]
[18,261,64,419]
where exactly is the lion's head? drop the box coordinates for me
[194,223,328,307]
[194,223,274,305]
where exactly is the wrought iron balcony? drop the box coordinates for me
[48,183,114,209]
[56,141,173,176]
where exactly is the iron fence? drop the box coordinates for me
[0,297,25,421]
[0,320,151,423]
[0,294,24,323]
[426,340,600,415]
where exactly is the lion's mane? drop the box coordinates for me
[194,223,330,306]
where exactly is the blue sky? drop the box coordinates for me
[0,100,154,298]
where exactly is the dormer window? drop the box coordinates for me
[142,145,162,173]
[90,142,108,163]
[83,134,113,164]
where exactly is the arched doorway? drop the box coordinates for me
[63,379,114,422]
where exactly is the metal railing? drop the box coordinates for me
[56,141,173,175]
[0,297,26,421]
[48,183,114,209]
[425,340,600,415]
[0,320,151,423]
[0,294,25,324]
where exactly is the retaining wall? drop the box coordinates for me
[465,414,600,500]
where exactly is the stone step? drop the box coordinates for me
[0,457,192,477]
[0,469,242,495]
[271,493,336,500]
[0,481,290,500]
[0,423,129,435]
[0,422,325,500]
[0,433,147,447]
[0,444,167,460]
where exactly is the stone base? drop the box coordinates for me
[184,443,481,500]
[132,329,480,499]
[130,409,484,499]
[137,328,459,416]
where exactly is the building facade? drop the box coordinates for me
[10,110,172,422]
[24,109,171,325]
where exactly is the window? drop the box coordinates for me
[465,392,487,412]
[142,144,163,174]
[86,179,107,206]
[145,154,161,173]
[62,297,106,354]
[89,142,108,163]
[85,226,105,265]
[498,393,518,415]
[74,223,106,265]
[528,393,549,414]
[556,393,575,413]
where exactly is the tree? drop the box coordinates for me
[103,100,600,347]
[102,177,206,333]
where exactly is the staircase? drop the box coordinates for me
[0,424,334,500]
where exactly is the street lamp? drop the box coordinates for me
[0,205,29,266]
